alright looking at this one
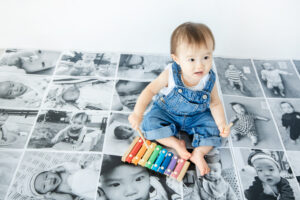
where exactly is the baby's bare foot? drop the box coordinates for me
[174,140,191,160]
[190,151,210,176]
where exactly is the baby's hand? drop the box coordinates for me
[128,112,143,130]
[219,123,233,138]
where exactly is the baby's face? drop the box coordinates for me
[280,103,294,114]
[62,86,80,102]
[263,63,274,70]
[70,117,85,130]
[116,82,146,110]
[228,65,236,70]
[0,81,28,99]
[114,125,135,140]
[101,165,150,200]
[82,53,96,62]
[253,158,281,186]
[172,38,214,85]
[232,104,246,114]
[34,171,62,194]
[205,162,222,181]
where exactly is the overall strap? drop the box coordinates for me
[171,62,184,86]
[202,70,216,93]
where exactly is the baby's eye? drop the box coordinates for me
[204,56,210,60]
[136,175,145,182]
[108,183,120,187]
[188,58,195,62]
[257,169,262,172]
[269,169,274,172]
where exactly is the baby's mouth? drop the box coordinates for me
[194,71,203,76]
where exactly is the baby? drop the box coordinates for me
[280,101,300,144]
[99,155,175,200]
[51,112,89,150]
[115,80,149,111]
[114,125,135,140]
[261,62,292,97]
[70,53,97,76]
[0,81,28,99]
[230,102,269,146]
[0,110,9,142]
[245,151,295,200]
[129,22,231,176]
[225,64,247,93]
[21,161,99,200]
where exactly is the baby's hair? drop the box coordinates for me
[280,101,294,109]
[205,153,222,167]
[62,86,80,103]
[170,22,215,55]
[71,112,90,124]
[247,150,280,169]
[114,125,134,140]
[115,80,148,92]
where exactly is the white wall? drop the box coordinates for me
[0,0,299,59]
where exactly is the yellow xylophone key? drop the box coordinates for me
[121,136,140,162]
[176,161,190,182]
[138,142,157,167]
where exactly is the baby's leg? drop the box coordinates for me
[157,136,191,160]
[190,146,213,176]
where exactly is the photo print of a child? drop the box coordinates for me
[117,54,172,80]
[233,148,300,200]
[0,73,50,108]
[183,148,241,200]
[253,59,300,98]
[98,154,181,200]
[0,49,61,75]
[43,77,114,110]
[55,51,119,78]
[28,110,108,151]
[103,112,138,155]
[268,99,300,151]
[0,109,38,149]
[7,151,101,200]
[223,95,282,149]
[214,57,264,97]
[112,79,150,112]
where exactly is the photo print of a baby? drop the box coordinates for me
[214,57,264,97]
[103,112,139,156]
[43,77,114,110]
[0,49,61,75]
[268,99,300,151]
[183,148,242,200]
[0,109,38,149]
[253,59,300,98]
[7,151,101,200]
[98,154,182,200]
[55,51,119,78]
[28,110,108,151]
[117,54,172,80]
[233,148,300,200]
[223,95,283,149]
[112,79,151,112]
[0,150,22,200]
[0,73,50,108]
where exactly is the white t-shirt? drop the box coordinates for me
[160,63,210,95]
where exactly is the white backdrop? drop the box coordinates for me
[0,0,299,59]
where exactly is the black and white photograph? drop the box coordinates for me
[0,109,38,149]
[214,57,264,97]
[0,150,22,200]
[103,112,139,156]
[98,154,182,200]
[268,99,300,151]
[223,95,282,149]
[0,49,61,75]
[293,60,300,76]
[7,151,101,200]
[117,54,172,80]
[183,148,242,200]
[43,77,114,110]
[112,79,150,112]
[28,110,108,151]
[286,151,300,186]
[55,51,119,78]
[0,73,50,109]
[233,148,300,200]
[253,59,300,98]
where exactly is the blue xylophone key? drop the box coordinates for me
[151,148,167,171]
[158,152,174,174]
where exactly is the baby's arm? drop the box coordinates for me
[278,69,293,76]
[129,69,168,129]
[44,191,74,200]
[210,85,231,137]
[254,114,269,121]
[51,126,69,143]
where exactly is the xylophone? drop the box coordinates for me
[122,136,190,182]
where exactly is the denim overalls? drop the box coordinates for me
[142,62,221,147]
